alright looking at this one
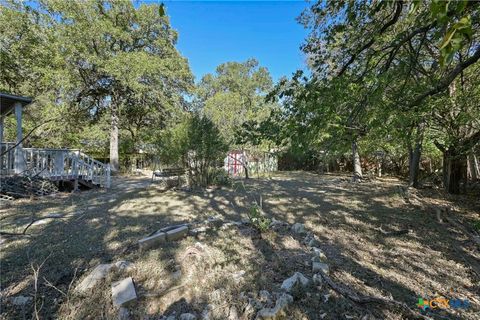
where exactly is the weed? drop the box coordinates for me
[247,204,271,233]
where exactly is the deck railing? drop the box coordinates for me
[0,143,110,188]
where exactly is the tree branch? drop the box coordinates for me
[406,46,480,109]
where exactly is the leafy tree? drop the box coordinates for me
[157,113,228,187]
[13,0,193,171]
[286,0,480,192]
[195,59,275,178]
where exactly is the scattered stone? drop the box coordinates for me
[312,262,329,274]
[179,313,197,320]
[291,223,306,234]
[255,293,293,319]
[166,225,189,241]
[158,223,190,233]
[280,272,309,292]
[115,261,134,272]
[259,290,272,304]
[232,270,246,283]
[307,237,321,247]
[311,247,327,261]
[138,232,167,250]
[228,306,239,320]
[31,219,52,226]
[269,218,288,231]
[10,295,32,306]
[312,273,323,286]
[172,270,182,280]
[111,277,137,307]
[190,226,208,236]
[118,307,130,320]
[210,289,226,302]
[201,305,213,320]
[75,264,114,293]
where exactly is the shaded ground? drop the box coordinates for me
[0,171,479,319]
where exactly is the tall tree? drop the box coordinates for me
[296,0,480,192]
[195,59,274,177]
[38,0,193,171]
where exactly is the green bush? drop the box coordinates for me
[247,204,271,232]
[157,113,229,187]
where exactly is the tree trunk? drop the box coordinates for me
[408,123,424,188]
[352,138,363,182]
[467,151,478,181]
[409,143,421,188]
[443,149,465,194]
[243,151,249,179]
[110,102,119,172]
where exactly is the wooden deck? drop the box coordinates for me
[0,143,111,188]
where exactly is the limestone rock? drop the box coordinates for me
[291,223,306,234]
[312,273,323,285]
[166,226,189,241]
[312,262,329,274]
[75,264,113,293]
[280,272,309,292]
[179,313,197,320]
[138,232,166,250]
[111,277,137,307]
[311,247,327,261]
[115,261,134,272]
[255,293,293,319]
[259,290,272,304]
[228,306,239,320]
[10,295,32,306]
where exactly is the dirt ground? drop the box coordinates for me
[1,171,479,319]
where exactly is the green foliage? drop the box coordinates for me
[157,113,228,187]
[195,59,276,151]
[210,168,232,187]
[0,0,192,166]
[247,204,271,233]
[473,220,480,232]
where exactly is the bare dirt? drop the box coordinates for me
[1,171,479,319]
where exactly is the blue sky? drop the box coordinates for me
[160,1,311,82]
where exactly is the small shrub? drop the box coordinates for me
[473,220,480,232]
[211,168,231,186]
[247,204,271,232]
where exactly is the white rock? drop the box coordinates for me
[259,290,272,303]
[311,247,327,261]
[10,295,32,306]
[312,262,329,274]
[307,237,321,247]
[291,223,306,234]
[201,305,213,320]
[312,273,323,285]
[228,306,239,320]
[138,232,166,250]
[166,226,189,241]
[179,313,197,320]
[115,261,134,272]
[111,277,137,307]
[75,264,114,293]
[255,293,293,319]
[280,272,310,292]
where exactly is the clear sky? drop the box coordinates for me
[160,1,311,82]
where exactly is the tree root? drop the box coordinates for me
[317,270,433,320]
